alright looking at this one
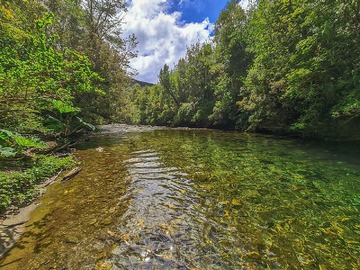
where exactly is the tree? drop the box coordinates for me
[242,0,360,138]
[0,3,100,136]
[125,0,359,139]
[43,0,137,123]
[159,64,179,107]
[211,0,251,128]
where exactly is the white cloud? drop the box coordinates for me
[123,0,214,83]
[239,0,253,10]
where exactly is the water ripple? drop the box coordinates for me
[112,149,209,269]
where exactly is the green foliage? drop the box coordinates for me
[124,0,359,140]
[0,0,137,213]
[0,155,74,211]
[175,103,196,126]
[241,0,360,138]
[126,5,250,129]
[0,129,46,157]
[0,146,17,158]
[46,0,137,123]
[1,0,135,136]
[0,4,102,136]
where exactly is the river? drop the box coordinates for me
[1,127,359,269]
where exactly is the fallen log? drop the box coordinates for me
[61,167,81,183]
[44,170,63,188]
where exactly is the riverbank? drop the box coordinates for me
[0,154,74,257]
[0,169,65,257]
[0,124,172,258]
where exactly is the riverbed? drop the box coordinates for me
[1,126,359,269]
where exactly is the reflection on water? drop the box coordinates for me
[1,130,359,269]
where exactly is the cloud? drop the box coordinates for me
[123,0,214,83]
[178,0,205,13]
[239,0,253,10]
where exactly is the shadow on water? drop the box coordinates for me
[1,129,360,269]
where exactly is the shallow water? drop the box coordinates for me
[1,129,359,269]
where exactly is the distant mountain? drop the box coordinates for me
[131,79,154,87]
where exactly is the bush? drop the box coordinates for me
[0,155,74,213]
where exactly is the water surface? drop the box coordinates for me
[1,129,359,269]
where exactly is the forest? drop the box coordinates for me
[127,0,360,140]
[1,0,360,211]
[0,0,136,211]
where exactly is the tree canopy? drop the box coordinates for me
[0,0,135,138]
[127,0,360,140]
[0,0,136,160]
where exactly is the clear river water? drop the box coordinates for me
[0,128,359,269]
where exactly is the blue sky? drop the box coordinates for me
[169,0,229,24]
[123,0,250,83]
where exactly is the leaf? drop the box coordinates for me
[12,135,46,148]
[0,129,46,148]
[0,130,10,142]
[51,100,80,115]
[0,146,17,157]
[76,117,96,131]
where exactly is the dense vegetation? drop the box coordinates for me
[0,0,135,212]
[127,0,360,140]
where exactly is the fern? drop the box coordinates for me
[0,129,11,143]
[0,146,17,157]
[0,129,46,149]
